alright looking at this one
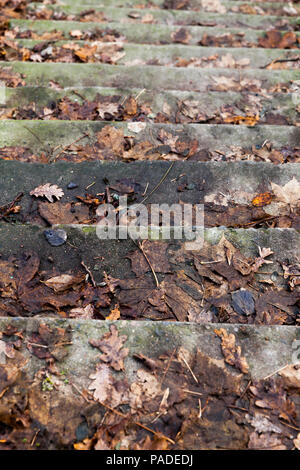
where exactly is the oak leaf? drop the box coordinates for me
[89,325,129,371]
[215,328,249,374]
[30,183,64,203]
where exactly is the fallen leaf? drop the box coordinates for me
[127,122,146,133]
[215,328,249,373]
[89,325,129,371]
[271,177,300,208]
[252,192,273,207]
[248,432,287,450]
[43,274,85,293]
[30,183,64,203]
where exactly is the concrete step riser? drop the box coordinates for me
[9,19,300,45]
[5,39,300,69]
[1,62,298,91]
[0,121,299,152]
[2,87,298,125]
[26,5,300,29]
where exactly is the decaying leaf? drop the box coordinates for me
[271,177,300,208]
[279,364,300,391]
[88,363,129,408]
[89,325,129,371]
[215,328,249,374]
[248,432,287,450]
[30,183,64,203]
[43,274,85,293]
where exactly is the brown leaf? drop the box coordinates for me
[30,183,64,203]
[127,241,171,277]
[88,363,129,408]
[89,325,129,371]
[43,273,86,293]
[258,31,297,49]
[279,364,300,391]
[171,28,191,44]
[248,432,287,450]
[215,328,249,374]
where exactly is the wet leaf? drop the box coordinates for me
[89,325,129,371]
[215,328,249,373]
[30,183,64,203]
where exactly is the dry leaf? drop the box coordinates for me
[30,183,64,203]
[271,177,300,208]
[89,324,129,371]
[294,433,300,450]
[43,274,85,293]
[127,122,146,133]
[279,364,300,391]
[215,328,249,374]
[69,304,94,319]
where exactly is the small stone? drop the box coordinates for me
[67,182,78,190]
[231,289,255,316]
[44,229,67,247]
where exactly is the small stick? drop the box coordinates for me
[140,162,175,205]
[181,356,198,384]
[138,240,160,288]
[263,363,299,381]
[81,261,96,288]
[134,88,146,101]
[98,400,175,445]
[51,132,89,162]
[0,192,23,220]
[85,181,96,190]
[30,430,40,447]
[181,389,203,397]
[161,348,177,385]
[198,399,202,419]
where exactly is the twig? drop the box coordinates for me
[134,88,146,101]
[263,363,299,381]
[181,389,203,397]
[0,192,23,220]
[30,430,40,447]
[0,387,9,400]
[137,240,160,288]
[140,162,175,205]
[50,132,89,162]
[26,341,49,349]
[97,400,175,445]
[161,348,177,385]
[198,399,202,419]
[81,261,96,288]
[181,356,198,384]
[279,420,300,432]
[23,125,44,145]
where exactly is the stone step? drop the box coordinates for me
[0,120,298,152]
[31,0,299,16]
[0,223,298,280]
[2,86,298,125]
[0,225,298,324]
[0,316,298,383]
[1,316,299,449]
[7,39,300,70]
[9,19,300,45]
[1,160,299,227]
[26,4,300,30]
[1,61,298,91]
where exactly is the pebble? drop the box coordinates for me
[44,229,67,247]
[67,182,78,190]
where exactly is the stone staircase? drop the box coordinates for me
[0,0,299,450]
